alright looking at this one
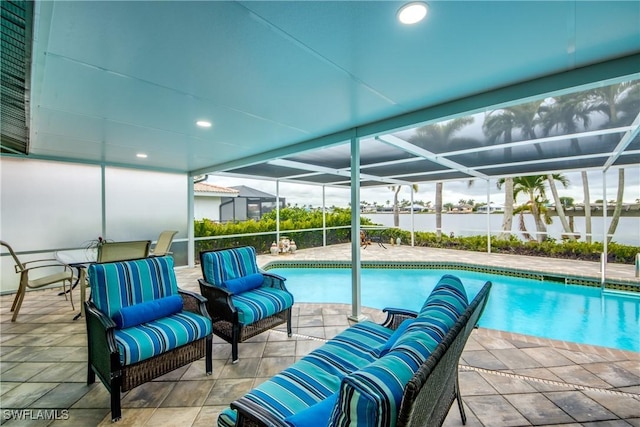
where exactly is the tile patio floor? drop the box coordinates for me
[1,244,638,426]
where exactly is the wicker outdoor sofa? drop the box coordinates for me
[218,274,492,427]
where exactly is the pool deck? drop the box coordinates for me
[0,245,638,426]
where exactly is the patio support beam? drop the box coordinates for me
[603,112,640,171]
[410,189,415,247]
[322,185,327,247]
[601,172,607,287]
[349,136,365,322]
[101,165,106,238]
[276,181,281,243]
[486,179,491,254]
[188,176,195,268]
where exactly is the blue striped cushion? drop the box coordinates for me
[89,256,178,318]
[114,311,212,365]
[390,274,468,361]
[218,322,393,427]
[329,277,469,426]
[217,409,236,427]
[329,347,426,427]
[418,274,468,320]
[201,247,260,286]
[232,287,294,325]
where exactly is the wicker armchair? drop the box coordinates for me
[199,246,294,363]
[85,256,213,421]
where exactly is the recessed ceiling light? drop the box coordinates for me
[398,2,428,25]
[136,153,148,159]
[196,120,212,128]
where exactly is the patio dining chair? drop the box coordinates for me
[1,240,75,322]
[97,240,151,263]
[149,230,178,256]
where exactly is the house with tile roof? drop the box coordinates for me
[194,182,239,221]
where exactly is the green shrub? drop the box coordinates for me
[195,209,639,264]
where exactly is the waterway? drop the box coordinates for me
[363,213,640,246]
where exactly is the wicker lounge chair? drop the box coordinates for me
[199,246,294,363]
[85,256,213,421]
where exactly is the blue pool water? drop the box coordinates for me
[268,268,640,352]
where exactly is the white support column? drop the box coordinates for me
[410,188,415,246]
[322,185,327,247]
[101,164,107,238]
[187,176,195,268]
[601,171,607,286]
[349,136,365,322]
[276,180,281,243]
[486,179,491,254]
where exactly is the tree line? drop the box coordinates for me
[386,81,639,244]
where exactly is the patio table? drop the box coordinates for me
[55,248,97,320]
[361,226,389,249]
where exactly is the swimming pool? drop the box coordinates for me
[267,267,640,352]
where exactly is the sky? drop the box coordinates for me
[207,167,640,209]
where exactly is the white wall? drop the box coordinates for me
[194,195,221,221]
[0,158,189,293]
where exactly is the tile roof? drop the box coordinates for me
[194,182,239,195]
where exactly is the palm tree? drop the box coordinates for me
[496,177,514,238]
[513,204,535,241]
[387,184,419,227]
[411,117,476,239]
[539,93,597,243]
[483,101,542,239]
[546,173,573,240]
[607,169,625,244]
[512,175,550,242]
[589,81,640,243]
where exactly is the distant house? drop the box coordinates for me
[402,204,428,212]
[476,203,504,213]
[194,182,239,221]
[449,204,474,214]
[220,185,286,222]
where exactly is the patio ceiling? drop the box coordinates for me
[6,1,640,186]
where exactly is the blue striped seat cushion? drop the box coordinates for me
[114,311,212,365]
[232,287,294,325]
[89,256,179,318]
[217,321,393,427]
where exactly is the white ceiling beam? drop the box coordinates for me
[603,113,640,171]
[376,134,489,180]
[439,126,634,158]
[268,158,413,186]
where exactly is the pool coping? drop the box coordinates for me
[262,260,640,293]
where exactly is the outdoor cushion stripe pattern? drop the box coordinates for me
[89,256,178,318]
[218,409,236,427]
[329,348,424,427]
[232,287,294,325]
[418,274,468,320]
[329,275,470,427]
[201,246,260,286]
[114,311,212,365]
[217,322,393,427]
